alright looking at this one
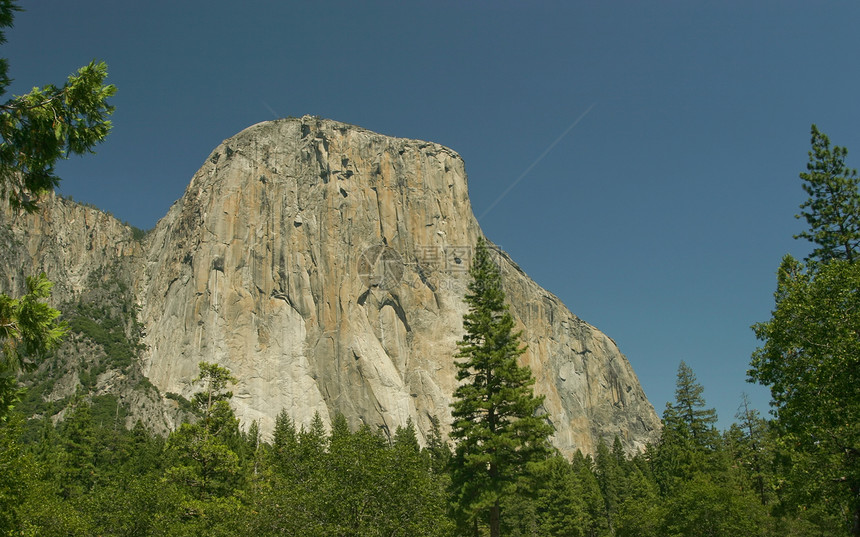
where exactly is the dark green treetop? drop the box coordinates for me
[671,361,719,448]
[652,362,721,495]
[795,124,860,263]
[449,237,554,537]
[166,362,241,501]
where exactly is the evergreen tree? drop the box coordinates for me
[449,237,554,537]
[594,440,621,533]
[0,2,115,212]
[0,274,66,421]
[672,361,719,448]
[658,472,767,537]
[192,361,238,424]
[424,414,451,475]
[393,418,421,452]
[532,455,589,537]
[794,125,860,262]
[165,362,241,501]
[652,362,722,495]
[570,451,610,537]
[724,394,773,507]
[269,408,301,478]
[59,398,97,498]
[613,462,661,537]
[0,415,30,534]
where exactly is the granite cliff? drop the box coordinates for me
[1,116,660,455]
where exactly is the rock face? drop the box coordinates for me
[0,195,141,301]
[2,116,660,455]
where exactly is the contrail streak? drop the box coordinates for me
[478,103,596,221]
[262,100,281,119]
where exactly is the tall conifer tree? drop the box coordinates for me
[450,237,553,537]
[795,124,860,262]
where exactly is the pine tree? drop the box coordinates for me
[795,124,860,262]
[60,398,97,497]
[393,418,420,453]
[424,415,451,475]
[571,451,611,537]
[726,394,772,506]
[450,237,554,537]
[671,361,719,449]
[652,362,721,494]
[532,455,588,537]
[595,439,621,533]
[165,362,240,500]
[270,408,300,476]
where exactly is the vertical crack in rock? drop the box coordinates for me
[2,116,660,456]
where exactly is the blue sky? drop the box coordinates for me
[5,1,860,428]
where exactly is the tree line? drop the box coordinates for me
[0,355,849,536]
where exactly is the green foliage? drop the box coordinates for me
[192,361,238,419]
[751,255,860,534]
[794,125,860,262]
[59,398,97,497]
[450,237,554,536]
[165,362,242,501]
[570,451,611,537]
[0,273,66,421]
[0,415,32,535]
[647,363,774,537]
[652,362,722,495]
[0,1,115,212]
[255,410,453,537]
[531,455,590,537]
[130,225,149,241]
[671,361,719,447]
[723,394,775,507]
[658,472,768,537]
[594,439,622,532]
[165,418,241,499]
[0,389,848,536]
[67,301,142,374]
[0,273,66,372]
[424,414,451,474]
[613,461,661,537]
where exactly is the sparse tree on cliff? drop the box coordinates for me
[450,237,554,537]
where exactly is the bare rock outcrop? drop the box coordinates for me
[137,117,660,454]
[2,116,660,455]
[0,194,140,301]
